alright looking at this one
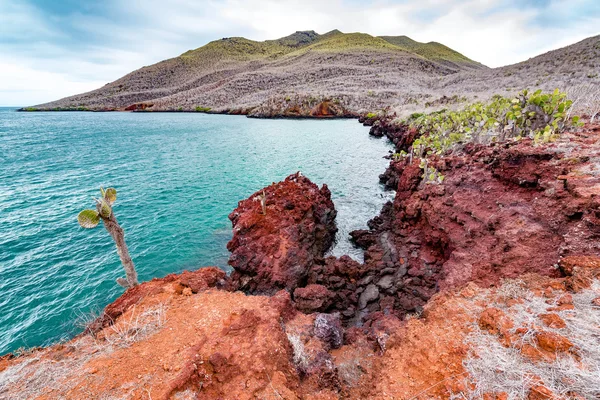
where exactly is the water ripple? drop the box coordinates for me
[0,108,393,354]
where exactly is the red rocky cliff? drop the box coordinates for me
[349,120,600,320]
[227,172,338,294]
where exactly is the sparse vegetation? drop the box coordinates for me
[409,89,581,161]
[103,304,166,348]
[401,89,582,188]
[195,106,211,112]
[77,187,139,289]
[458,281,600,399]
[569,83,600,122]
[26,30,599,117]
[254,190,267,215]
[286,333,310,372]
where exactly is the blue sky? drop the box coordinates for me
[0,0,598,106]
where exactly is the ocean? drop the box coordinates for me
[0,108,393,354]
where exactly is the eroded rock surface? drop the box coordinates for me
[349,121,600,320]
[227,172,337,294]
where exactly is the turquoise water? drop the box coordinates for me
[0,108,393,354]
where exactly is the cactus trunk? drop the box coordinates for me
[97,203,139,288]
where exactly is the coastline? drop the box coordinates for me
[2,111,599,399]
[17,107,361,119]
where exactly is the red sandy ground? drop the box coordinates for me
[1,123,599,399]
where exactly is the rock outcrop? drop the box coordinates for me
[3,254,599,399]
[346,120,600,321]
[248,97,358,119]
[227,172,337,294]
[225,123,600,327]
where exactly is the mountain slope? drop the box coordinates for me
[30,30,485,114]
[379,35,484,69]
[28,32,600,116]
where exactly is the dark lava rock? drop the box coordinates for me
[358,284,380,310]
[294,284,333,313]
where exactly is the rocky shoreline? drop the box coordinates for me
[18,99,360,119]
[1,117,599,399]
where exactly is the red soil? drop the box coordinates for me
[1,123,599,399]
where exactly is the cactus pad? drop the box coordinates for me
[104,187,117,204]
[98,200,112,218]
[78,209,100,228]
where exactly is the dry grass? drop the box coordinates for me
[0,338,102,400]
[103,303,166,349]
[457,281,600,399]
[567,83,600,121]
[286,332,310,372]
[29,31,599,118]
[0,303,167,400]
[30,30,479,113]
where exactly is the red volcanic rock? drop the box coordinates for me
[560,255,600,291]
[539,313,566,329]
[350,123,600,320]
[227,172,337,294]
[478,308,514,336]
[177,268,226,293]
[294,284,333,313]
[310,101,337,117]
[528,385,558,400]
[535,331,574,353]
[86,267,225,333]
[124,103,153,111]
[559,255,600,276]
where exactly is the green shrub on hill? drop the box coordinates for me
[409,89,581,159]
[195,106,212,112]
[402,89,582,184]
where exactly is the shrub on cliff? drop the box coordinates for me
[408,89,582,159]
[397,89,582,184]
[77,187,139,289]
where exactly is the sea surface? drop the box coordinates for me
[0,108,393,354]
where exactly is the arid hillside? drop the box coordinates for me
[27,31,600,117]
[27,30,485,114]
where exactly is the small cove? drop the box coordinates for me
[0,109,393,354]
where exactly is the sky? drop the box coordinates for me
[0,0,599,106]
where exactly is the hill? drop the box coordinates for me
[379,35,485,69]
[27,31,600,117]
[28,30,485,115]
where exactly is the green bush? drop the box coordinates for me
[406,89,582,185]
[408,89,582,159]
[195,106,212,112]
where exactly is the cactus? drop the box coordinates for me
[77,187,139,289]
[254,190,267,215]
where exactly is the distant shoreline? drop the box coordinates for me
[16,107,360,119]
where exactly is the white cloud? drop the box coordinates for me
[0,0,598,105]
[0,61,105,106]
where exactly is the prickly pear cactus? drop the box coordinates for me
[78,186,139,288]
[78,209,100,228]
[98,199,112,218]
[104,187,117,205]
